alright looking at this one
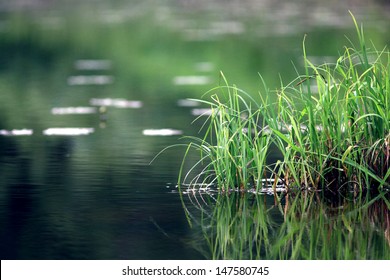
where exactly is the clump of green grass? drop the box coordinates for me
[178,13,389,193]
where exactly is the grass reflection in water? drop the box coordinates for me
[183,189,389,260]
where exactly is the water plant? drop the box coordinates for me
[178,13,390,194]
[172,13,390,262]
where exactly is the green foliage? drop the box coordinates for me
[179,13,390,193]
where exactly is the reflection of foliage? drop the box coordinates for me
[185,190,390,259]
[274,192,390,259]
[201,194,276,259]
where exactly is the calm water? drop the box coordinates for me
[0,1,389,259]
[0,85,205,259]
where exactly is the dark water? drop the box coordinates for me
[0,102,202,259]
[0,1,389,259]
